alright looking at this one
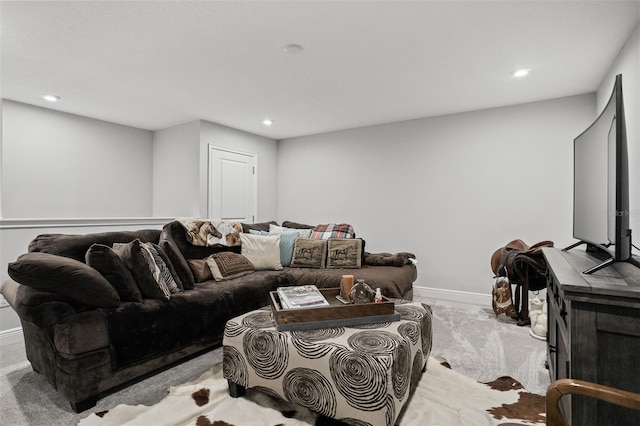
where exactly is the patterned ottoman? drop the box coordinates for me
[222,301,432,426]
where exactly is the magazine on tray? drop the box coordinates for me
[277,285,329,309]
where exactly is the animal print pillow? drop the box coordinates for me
[290,238,327,269]
[326,238,363,269]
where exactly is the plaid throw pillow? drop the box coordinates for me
[311,223,355,239]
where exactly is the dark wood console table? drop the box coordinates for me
[543,247,640,425]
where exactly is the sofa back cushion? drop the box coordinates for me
[29,229,161,262]
[240,220,278,233]
[8,252,120,308]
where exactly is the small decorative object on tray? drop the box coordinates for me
[350,279,375,304]
[276,285,329,309]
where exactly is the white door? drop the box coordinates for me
[208,146,256,223]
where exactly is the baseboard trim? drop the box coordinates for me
[0,327,24,347]
[413,286,492,306]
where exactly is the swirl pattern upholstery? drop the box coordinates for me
[222,302,432,426]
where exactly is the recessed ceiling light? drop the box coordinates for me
[512,68,530,78]
[283,44,303,54]
[263,119,273,126]
[41,94,60,102]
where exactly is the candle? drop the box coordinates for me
[340,274,355,302]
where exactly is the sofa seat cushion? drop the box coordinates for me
[102,271,295,369]
[284,265,417,300]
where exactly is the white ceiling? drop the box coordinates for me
[2,1,639,140]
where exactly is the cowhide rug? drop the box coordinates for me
[79,357,545,426]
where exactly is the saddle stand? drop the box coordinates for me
[491,239,554,325]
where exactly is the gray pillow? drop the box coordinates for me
[85,244,143,302]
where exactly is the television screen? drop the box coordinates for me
[573,89,616,246]
[569,74,638,273]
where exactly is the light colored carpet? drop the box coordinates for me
[0,296,550,425]
[426,298,549,396]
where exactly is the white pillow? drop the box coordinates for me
[240,233,283,270]
[269,224,312,238]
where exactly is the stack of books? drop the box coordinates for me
[277,285,329,309]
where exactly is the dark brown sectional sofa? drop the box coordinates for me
[0,220,417,412]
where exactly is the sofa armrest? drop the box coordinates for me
[3,278,109,354]
[1,278,19,310]
[2,278,89,329]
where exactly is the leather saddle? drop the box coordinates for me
[491,239,554,323]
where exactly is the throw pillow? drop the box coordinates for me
[249,229,298,267]
[310,223,355,239]
[187,258,213,283]
[239,233,283,270]
[137,244,170,300]
[85,244,143,302]
[158,236,195,290]
[142,242,181,295]
[151,243,184,291]
[112,239,167,300]
[269,224,312,238]
[290,238,328,269]
[206,252,255,281]
[326,238,363,268]
[276,232,298,267]
[7,252,120,308]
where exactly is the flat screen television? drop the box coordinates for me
[565,73,639,274]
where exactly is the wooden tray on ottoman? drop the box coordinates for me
[269,287,400,331]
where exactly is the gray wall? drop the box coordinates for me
[277,94,596,295]
[152,120,202,217]
[1,100,153,218]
